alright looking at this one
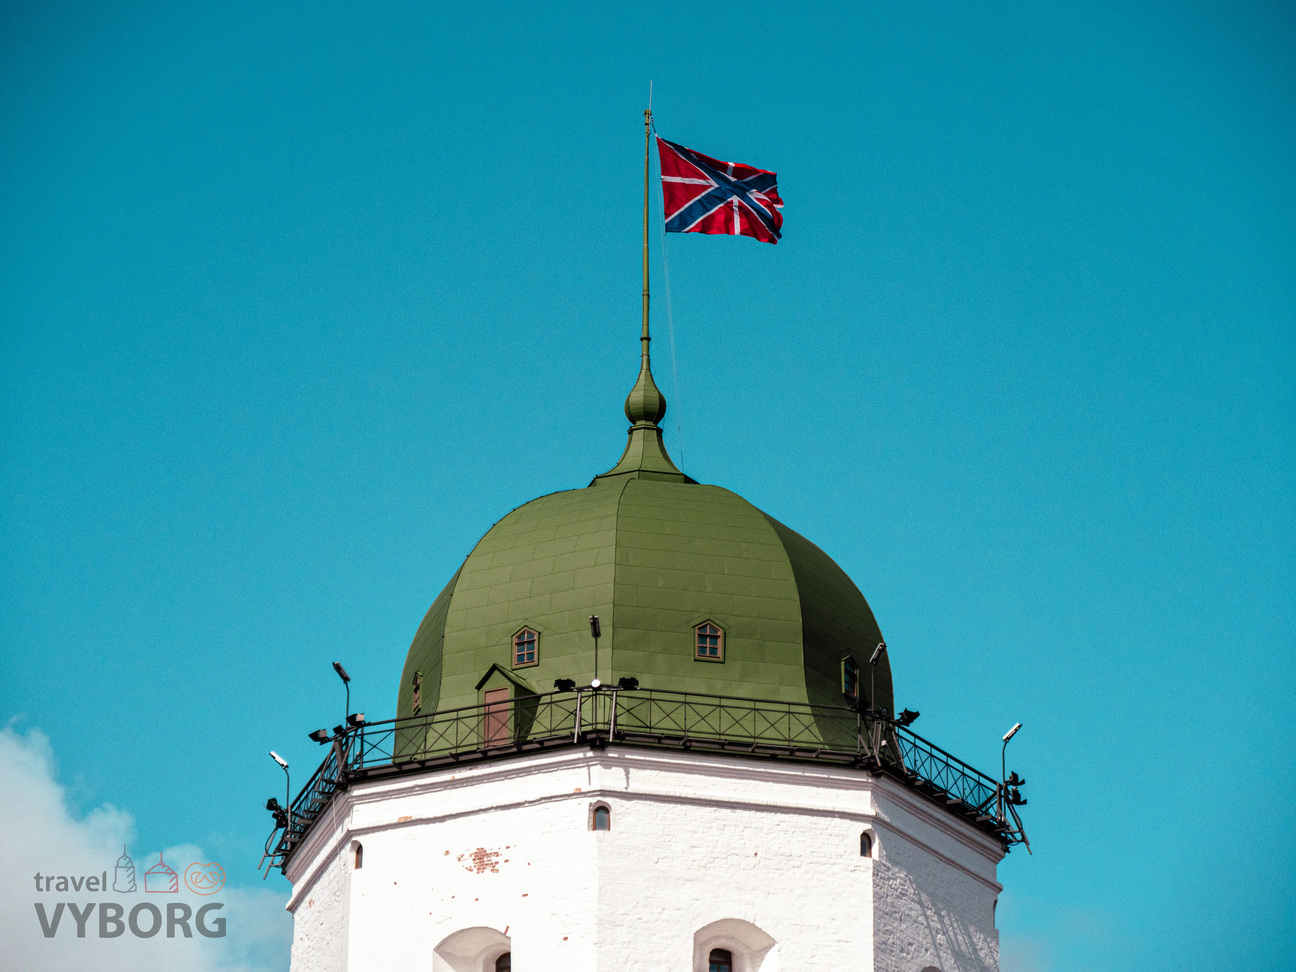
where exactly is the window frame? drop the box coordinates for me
[590,801,611,831]
[693,621,725,663]
[841,656,859,700]
[512,627,539,668]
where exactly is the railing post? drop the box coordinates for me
[573,688,584,743]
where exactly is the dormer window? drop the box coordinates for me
[513,628,538,668]
[842,656,859,700]
[694,622,724,661]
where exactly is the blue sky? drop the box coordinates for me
[1,2,1292,969]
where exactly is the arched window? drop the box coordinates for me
[592,803,610,831]
[695,622,724,661]
[513,628,538,667]
[433,927,510,972]
[693,919,775,972]
[859,831,872,858]
[353,842,363,869]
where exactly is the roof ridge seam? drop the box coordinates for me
[607,477,632,684]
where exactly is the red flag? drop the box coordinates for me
[657,137,783,244]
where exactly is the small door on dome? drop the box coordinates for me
[483,687,511,745]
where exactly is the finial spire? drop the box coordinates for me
[627,106,666,427]
[591,105,691,486]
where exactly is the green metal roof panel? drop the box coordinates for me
[396,565,460,718]
[764,515,893,712]
[397,473,893,718]
[429,483,624,712]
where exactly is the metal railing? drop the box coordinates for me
[261,686,1021,873]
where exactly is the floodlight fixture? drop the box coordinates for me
[347,713,366,727]
[867,642,888,715]
[1000,722,1023,806]
[590,678,602,689]
[332,662,352,729]
[333,724,347,737]
[269,751,291,834]
[617,676,640,691]
[589,615,602,682]
[264,797,287,829]
[898,708,920,727]
[308,729,331,744]
[554,678,577,692]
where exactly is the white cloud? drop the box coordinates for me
[0,724,291,972]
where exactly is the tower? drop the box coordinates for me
[267,111,1025,972]
[268,324,1024,971]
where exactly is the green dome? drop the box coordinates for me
[396,334,892,718]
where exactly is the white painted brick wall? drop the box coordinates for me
[284,749,1004,972]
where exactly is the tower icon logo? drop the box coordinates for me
[112,846,137,893]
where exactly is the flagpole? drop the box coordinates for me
[642,105,652,360]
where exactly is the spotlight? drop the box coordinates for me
[617,676,640,691]
[1000,722,1023,797]
[308,729,331,744]
[897,708,920,727]
[589,615,602,684]
[869,642,887,666]
[268,752,291,832]
[553,678,577,692]
[333,725,347,737]
[332,663,353,735]
[346,713,366,727]
[590,678,602,689]
[264,798,282,812]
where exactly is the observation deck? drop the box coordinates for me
[261,685,1028,873]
